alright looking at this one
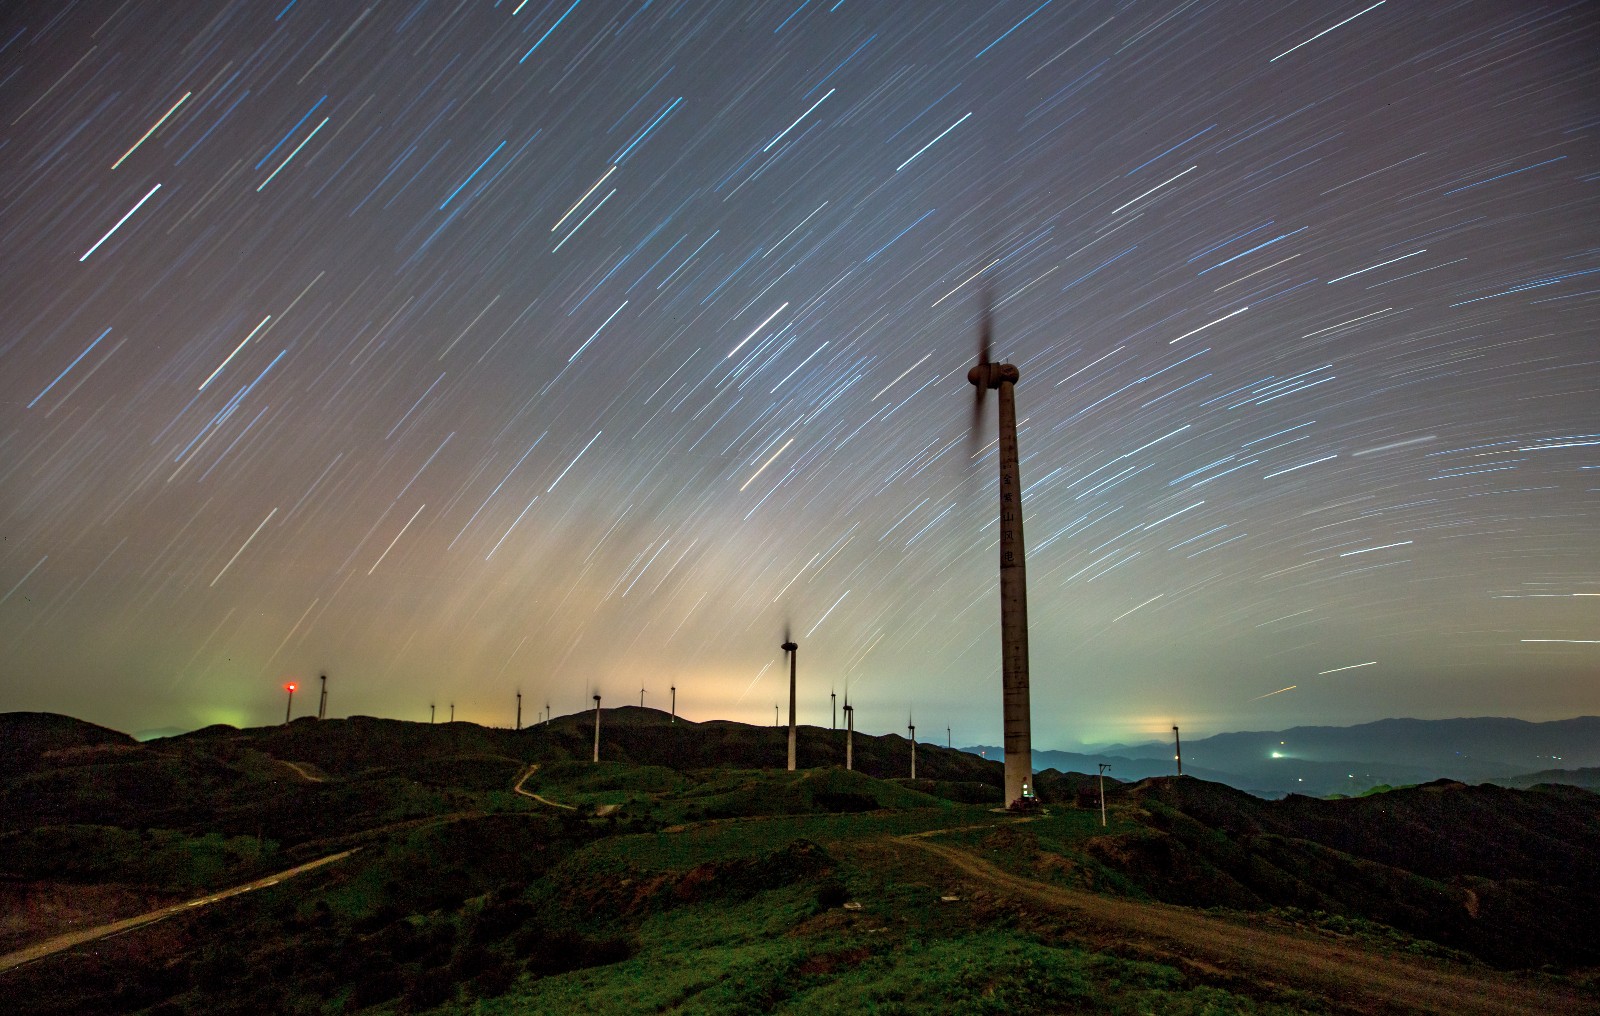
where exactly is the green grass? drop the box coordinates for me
[0,824,279,891]
[522,764,958,825]
[925,806,1150,897]
[428,879,1323,1016]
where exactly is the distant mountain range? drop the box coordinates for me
[965,715,1600,797]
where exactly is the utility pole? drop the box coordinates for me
[1173,725,1182,776]
[318,674,327,720]
[283,682,296,724]
[1098,763,1111,827]
[593,695,602,762]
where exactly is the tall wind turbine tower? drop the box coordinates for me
[592,694,602,762]
[907,717,916,781]
[782,624,798,771]
[844,700,854,771]
[967,293,1036,809]
[318,674,328,720]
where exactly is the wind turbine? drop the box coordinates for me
[782,622,798,771]
[844,698,854,771]
[907,715,916,781]
[966,290,1036,809]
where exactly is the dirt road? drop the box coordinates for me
[895,835,1592,1016]
[278,759,324,782]
[0,849,357,974]
[513,763,576,810]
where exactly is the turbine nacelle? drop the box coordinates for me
[968,361,1019,389]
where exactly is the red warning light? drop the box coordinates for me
[285,682,297,692]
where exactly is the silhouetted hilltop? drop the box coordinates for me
[5,707,1600,1016]
[1094,775,1600,967]
[0,712,136,779]
[0,709,1000,838]
[173,714,522,777]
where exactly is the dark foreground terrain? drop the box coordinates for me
[2,709,1596,1014]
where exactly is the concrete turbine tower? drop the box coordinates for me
[907,716,916,781]
[782,622,798,772]
[593,694,602,762]
[318,673,328,720]
[966,288,1036,810]
[844,700,854,771]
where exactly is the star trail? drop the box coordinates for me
[1,1,1595,743]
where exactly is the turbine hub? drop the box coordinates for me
[781,641,797,652]
[969,362,1019,389]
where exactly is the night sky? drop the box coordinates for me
[2,1,1595,744]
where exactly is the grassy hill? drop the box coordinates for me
[2,710,1596,1015]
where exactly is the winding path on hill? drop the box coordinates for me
[277,759,324,782]
[893,834,1589,1016]
[512,763,576,810]
[0,849,357,974]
